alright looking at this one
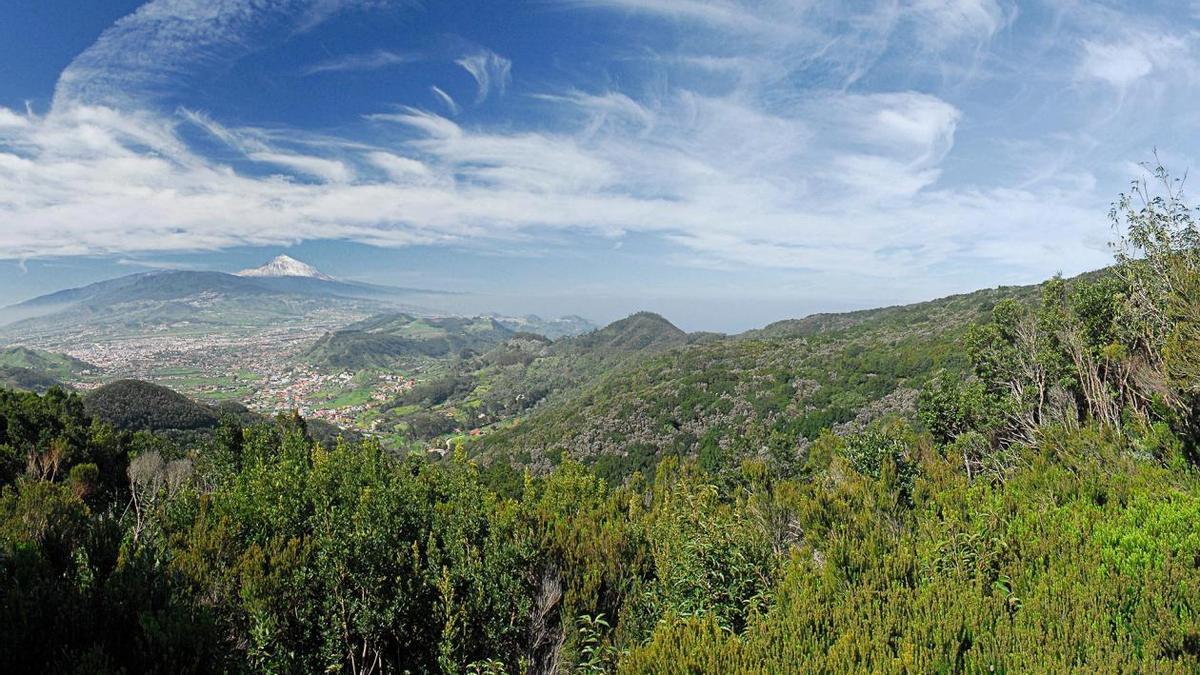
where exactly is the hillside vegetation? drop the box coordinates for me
[0,365,66,393]
[83,379,222,431]
[0,347,92,393]
[374,312,698,447]
[0,346,93,379]
[474,283,1042,480]
[304,314,516,369]
[2,170,1200,672]
[79,378,354,447]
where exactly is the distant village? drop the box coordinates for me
[42,318,413,433]
[249,369,413,430]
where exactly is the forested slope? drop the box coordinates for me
[0,365,65,393]
[0,346,92,379]
[474,281,1045,480]
[374,312,697,446]
[304,314,515,369]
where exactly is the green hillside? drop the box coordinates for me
[741,282,1042,340]
[0,346,93,379]
[84,379,221,431]
[372,312,697,446]
[4,222,1200,672]
[0,366,65,393]
[304,314,515,369]
[473,282,1046,480]
[569,311,690,351]
[373,291,1048,457]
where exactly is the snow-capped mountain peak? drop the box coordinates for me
[236,255,334,280]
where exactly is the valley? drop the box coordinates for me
[0,258,601,449]
[0,255,1042,467]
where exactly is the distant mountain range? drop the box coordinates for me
[490,314,597,340]
[0,257,449,339]
[0,264,1054,486]
[0,257,598,347]
[10,260,440,313]
[373,310,708,443]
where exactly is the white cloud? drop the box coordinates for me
[908,0,1012,44]
[53,0,399,109]
[1080,40,1154,88]
[0,86,1105,286]
[0,109,31,129]
[1068,5,1198,92]
[430,86,460,115]
[827,92,960,158]
[367,151,433,182]
[535,91,656,135]
[455,50,512,103]
[1075,34,1195,90]
[366,108,462,139]
[566,0,800,40]
[302,50,418,75]
[246,152,354,183]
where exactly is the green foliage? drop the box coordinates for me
[575,614,619,673]
[622,435,1200,672]
[478,290,990,482]
[304,313,515,369]
[1,382,1200,672]
[917,370,991,443]
[839,423,920,504]
[638,465,776,634]
[0,386,127,496]
[85,379,219,431]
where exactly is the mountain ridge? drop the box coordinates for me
[304,313,517,369]
[0,269,451,338]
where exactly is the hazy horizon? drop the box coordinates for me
[1,245,1073,333]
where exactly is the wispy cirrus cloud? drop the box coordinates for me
[455,49,512,103]
[53,0,404,110]
[245,151,355,183]
[1077,33,1194,90]
[430,86,460,115]
[909,0,1013,44]
[302,49,419,76]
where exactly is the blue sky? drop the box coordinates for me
[1,0,1198,331]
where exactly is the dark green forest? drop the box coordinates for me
[4,170,1200,672]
